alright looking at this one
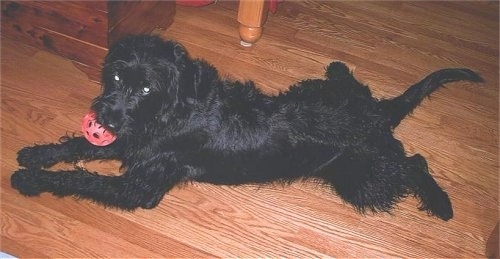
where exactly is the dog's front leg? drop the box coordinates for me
[17,136,121,169]
[11,162,188,210]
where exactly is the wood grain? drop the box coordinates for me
[1,1,498,257]
[1,1,108,46]
[1,1,175,82]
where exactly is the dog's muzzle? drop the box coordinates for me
[91,96,129,135]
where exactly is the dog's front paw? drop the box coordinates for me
[17,145,58,168]
[11,169,45,196]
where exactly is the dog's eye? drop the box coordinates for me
[142,87,151,95]
[114,74,120,81]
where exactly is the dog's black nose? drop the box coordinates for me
[96,114,122,133]
[104,120,121,132]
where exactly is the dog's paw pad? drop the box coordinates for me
[11,169,44,196]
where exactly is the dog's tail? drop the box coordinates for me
[379,68,483,128]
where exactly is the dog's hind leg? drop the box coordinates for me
[319,151,410,215]
[407,154,453,221]
[325,61,351,80]
[17,136,120,169]
[324,61,373,98]
[320,151,452,220]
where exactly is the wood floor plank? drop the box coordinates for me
[1,1,498,257]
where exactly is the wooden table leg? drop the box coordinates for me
[237,0,268,47]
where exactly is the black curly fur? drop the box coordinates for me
[11,35,483,220]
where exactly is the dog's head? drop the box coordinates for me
[91,35,214,136]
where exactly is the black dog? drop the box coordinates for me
[11,35,482,221]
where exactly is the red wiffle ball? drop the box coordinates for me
[82,111,117,146]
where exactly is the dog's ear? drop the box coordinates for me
[191,59,218,101]
[172,58,218,106]
[157,40,191,106]
[163,41,189,68]
[165,42,218,105]
[173,43,188,65]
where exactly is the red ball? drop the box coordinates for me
[82,112,117,146]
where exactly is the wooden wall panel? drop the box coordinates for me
[1,1,175,82]
[1,1,108,47]
[1,18,107,68]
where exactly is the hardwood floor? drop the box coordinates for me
[1,1,498,257]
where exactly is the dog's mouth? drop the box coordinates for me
[94,115,123,136]
[89,104,127,136]
[95,112,139,138]
[103,122,118,132]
